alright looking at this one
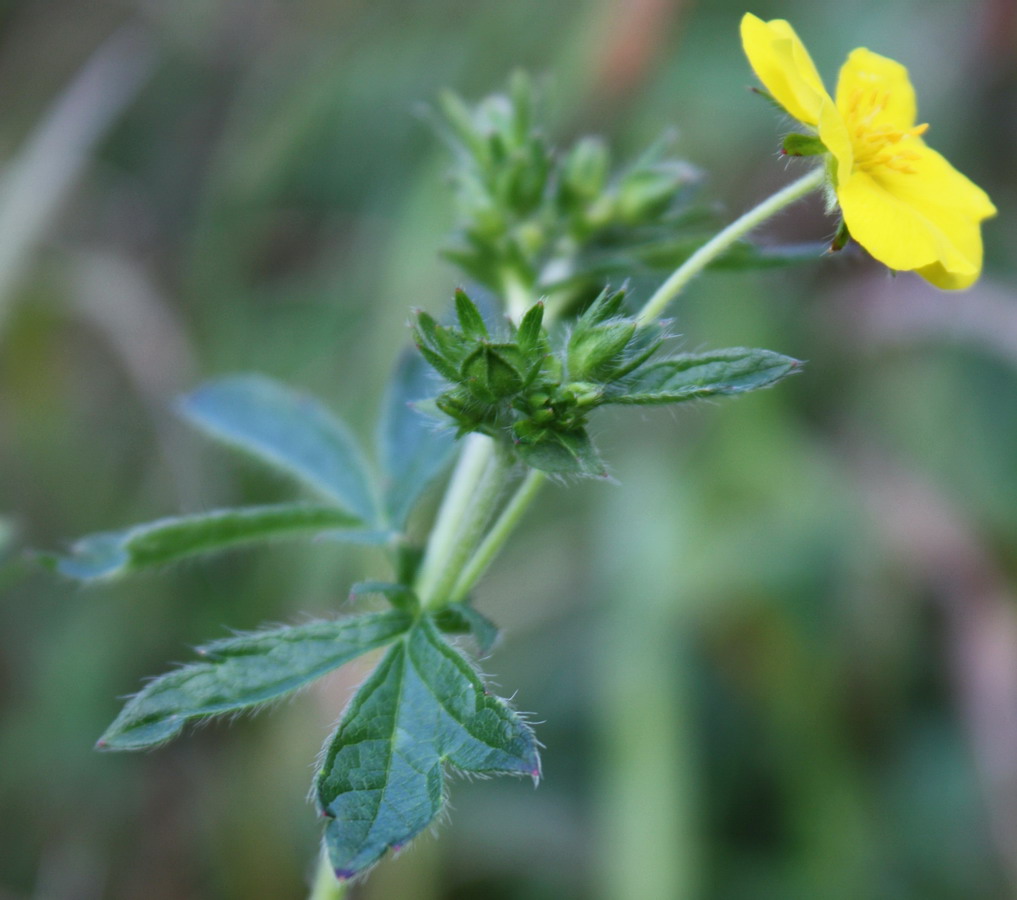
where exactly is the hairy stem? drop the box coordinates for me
[635,167,826,324]
[414,433,494,604]
[449,468,547,605]
[417,439,517,610]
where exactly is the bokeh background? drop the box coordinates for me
[2,0,1016,897]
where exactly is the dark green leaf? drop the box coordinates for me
[434,602,500,655]
[377,348,456,529]
[605,348,802,406]
[315,617,539,879]
[179,376,379,523]
[47,504,372,581]
[98,611,413,751]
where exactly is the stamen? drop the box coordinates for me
[845,87,929,175]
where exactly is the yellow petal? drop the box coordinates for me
[740,13,829,126]
[837,143,995,289]
[879,141,997,222]
[816,97,853,184]
[916,256,982,291]
[836,48,917,130]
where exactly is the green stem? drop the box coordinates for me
[414,433,493,605]
[309,847,347,900]
[417,439,516,610]
[635,167,826,324]
[449,468,547,605]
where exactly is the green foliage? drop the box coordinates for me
[437,77,825,319]
[438,76,698,306]
[415,286,801,477]
[377,349,457,529]
[44,504,375,581]
[98,612,413,750]
[603,348,802,405]
[180,376,380,525]
[49,69,822,896]
[314,616,538,880]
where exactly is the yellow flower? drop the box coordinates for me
[740,12,996,290]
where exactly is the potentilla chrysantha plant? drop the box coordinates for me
[46,16,994,897]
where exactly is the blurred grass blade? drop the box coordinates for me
[605,348,801,405]
[180,375,380,523]
[0,517,13,555]
[98,611,413,750]
[0,26,156,338]
[315,616,540,880]
[0,516,28,594]
[377,348,456,529]
[46,503,372,581]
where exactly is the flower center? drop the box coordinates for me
[845,88,928,175]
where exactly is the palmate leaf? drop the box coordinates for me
[377,348,456,529]
[604,348,801,405]
[180,375,380,524]
[98,611,413,751]
[315,616,539,880]
[46,503,377,581]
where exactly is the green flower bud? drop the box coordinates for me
[462,345,524,403]
[560,136,610,209]
[615,161,693,225]
[561,382,602,409]
[567,320,636,381]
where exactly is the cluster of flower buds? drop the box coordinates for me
[437,74,700,305]
[414,288,666,477]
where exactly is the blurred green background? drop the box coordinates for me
[2,0,1016,897]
